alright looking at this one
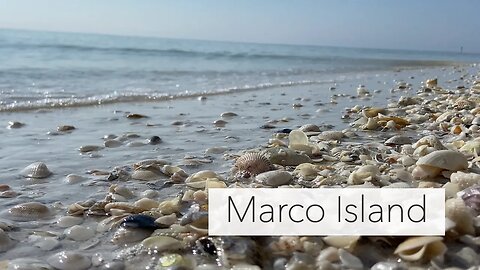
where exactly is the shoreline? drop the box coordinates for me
[0,63,480,269]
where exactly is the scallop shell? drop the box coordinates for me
[47,251,91,270]
[8,202,51,221]
[234,152,273,177]
[445,198,474,235]
[255,170,292,187]
[20,162,52,178]
[394,236,446,261]
[416,150,468,171]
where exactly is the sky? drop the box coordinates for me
[0,0,479,52]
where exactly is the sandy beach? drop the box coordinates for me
[0,62,479,269]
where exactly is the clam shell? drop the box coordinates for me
[131,169,162,181]
[186,170,223,182]
[141,236,183,253]
[394,236,446,261]
[256,170,292,187]
[416,150,468,171]
[413,135,446,150]
[384,135,411,146]
[65,174,87,184]
[299,124,320,132]
[293,163,318,181]
[234,152,273,176]
[317,131,344,141]
[8,202,51,221]
[289,130,309,146]
[64,225,95,241]
[263,147,312,166]
[20,162,52,178]
[47,251,91,270]
[134,198,159,211]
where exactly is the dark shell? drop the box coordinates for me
[461,185,480,214]
[121,214,158,230]
[148,136,162,145]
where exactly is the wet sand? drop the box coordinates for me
[0,64,480,269]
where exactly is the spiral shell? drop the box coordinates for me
[234,152,273,177]
[20,162,52,178]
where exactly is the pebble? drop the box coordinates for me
[78,145,102,152]
[147,135,162,145]
[7,121,25,129]
[64,225,95,241]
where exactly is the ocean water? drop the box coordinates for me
[1,28,479,112]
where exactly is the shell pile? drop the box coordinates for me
[2,66,480,269]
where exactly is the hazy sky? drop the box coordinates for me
[0,0,479,52]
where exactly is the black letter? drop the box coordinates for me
[338,196,341,222]
[408,194,426,223]
[369,204,383,223]
[388,204,403,222]
[289,204,304,223]
[228,196,255,222]
[306,204,325,223]
[279,204,288,222]
[345,204,357,223]
[260,204,274,223]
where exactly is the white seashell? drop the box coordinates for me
[445,198,474,235]
[362,118,379,130]
[256,170,292,187]
[323,236,360,252]
[20,162,52,178]
[293,163,318,181]
[47,251,91,270]
[157,197,181,215]
[142,189,158,199]
[412,135,446,150]
[8,202,51,221]
[64,225,95,241]
[111,185,135,199]
[394,236,446,261]
[134,198,159,211]
[57,216,83,228]
[263,147,312,166]
[450,171,480,190]
[141,236,183,253]
[460,140,480,155]
[65,174,87,184]
[289,130,309,146]
[385,135,411,146]
[131,169,162,181]
[413,150,468,180]
[299,124,320,132]
[348,165,379,185]
[317,131,344,141]
[186,170,223,182]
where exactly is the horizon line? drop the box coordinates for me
[1,26,477,55]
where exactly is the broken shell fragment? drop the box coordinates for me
[394,236,446,262]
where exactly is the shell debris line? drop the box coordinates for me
[1,66,480,269]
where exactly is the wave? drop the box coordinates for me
[0,80,334,112]
[1,42,457,66]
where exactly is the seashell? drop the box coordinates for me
[413,150,468,180]
[289,130,309,146]
[398,96,418,106]
[96,214,128,232]
[34,237,60,251]
[357,85,369,96]
[47,251,91,270]
[104,139,122,148]
[67,203,87,216]
[293,163,318,181]
[425,78,437,88]
[460,185,480,215]
[205,146,228,154]
[7,121,25,129]
[460,140,480,155]
[141,236,183,253]
[348,165,379,185]
[256,170,292,187]
[56,216,83,228]
[65,174,87,184]
[78,145,102,152]
[233,152,273,177]
[186,170,223,183]
[57,125,75,132]
[157,196,181,215]
[131,168,162,181]
[338,249,363,269]
[8,202,51,221]
[104,202,142,214]
[394,236,446,261]
[317,131,344,141]
[450,171,480,190]
[134,159,170,169]
[20,162,52,178]
[205,179,227,190]
[112,226,152,245]
[147,135,162,145]
[0,228,13,252]
[263,147,312,166]
[126,113,148,119]
[221,112,238,118]
[299,124,320,132]
[110,185,135,199]
[121,214,159,230]
[155,213,177,227]
[64,225,95,241]
[134,198,159,211]
[323,236,360,252]
[126,141,146,147]
[362,107,386,118]
[385,135,411,146]
[445,198,474,235]
[213,119,228,127]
